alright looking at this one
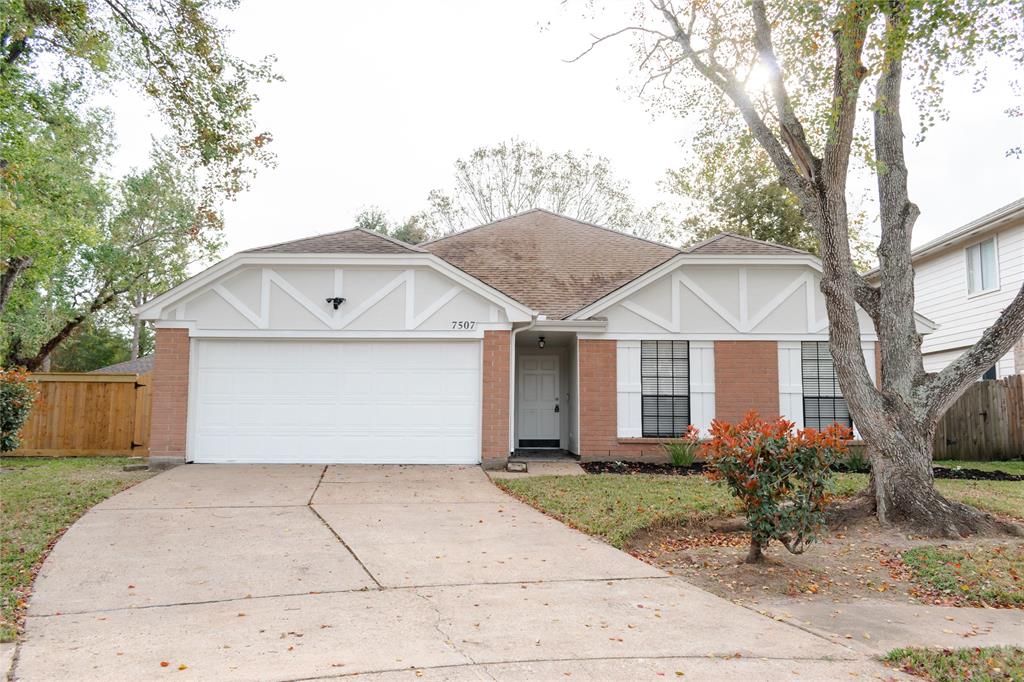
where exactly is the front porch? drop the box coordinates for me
[512,329,579,456]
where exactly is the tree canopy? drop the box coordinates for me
[422,139,677,242]
[1,0,276,369]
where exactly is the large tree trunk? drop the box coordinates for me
[863,416,1022,537]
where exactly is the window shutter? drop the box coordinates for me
[616,341,642,438]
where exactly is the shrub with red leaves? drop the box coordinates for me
[701,410,852,563]
[1,367,39,452]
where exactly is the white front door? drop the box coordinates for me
[518,355,560,447]
[190,339,481,463]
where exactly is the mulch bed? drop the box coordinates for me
[581,461,1024,481]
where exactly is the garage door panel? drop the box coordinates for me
[192,340,481,464]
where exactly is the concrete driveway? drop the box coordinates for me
[14,465,901,681]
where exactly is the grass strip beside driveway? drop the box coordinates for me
[0,457,153,642]
[885,646,1023,681]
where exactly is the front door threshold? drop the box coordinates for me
[511,449,579,462]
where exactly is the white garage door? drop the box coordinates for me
[190,339,481,463]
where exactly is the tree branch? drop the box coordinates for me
[0,255,33,314]
[750,0,817,179]
[922,283,1024,424]
[873,3,925,395]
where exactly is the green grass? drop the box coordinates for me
[835,473,1024,519]
[495,474,736,547]
[900,545,1024,608]
[0,457,153,642]
[885,646,1024,681]
[933,460,1024,475]
[497,467,1023,551]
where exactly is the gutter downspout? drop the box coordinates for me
[508,314,539,456]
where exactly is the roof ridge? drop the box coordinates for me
[419,208,550,246]
[421,207,681,252]
[351,227,425,252]
[685,231,810,255]
[245,226,423,253]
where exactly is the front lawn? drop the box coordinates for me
[496,474,735,547]
[885,646,1024,681]
[899,545,1024,608]
[497,468,1024,551]
[0,457,153,642]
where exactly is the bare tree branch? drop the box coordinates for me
[923,283,1024,423]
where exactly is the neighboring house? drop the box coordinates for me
[90,355,155,374]
[874,198,1024,379]
[138,209,930,467]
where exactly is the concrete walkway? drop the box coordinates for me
[13,465,902,681]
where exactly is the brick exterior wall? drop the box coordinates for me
[577,339,666,461]
[714,340,780,423]
[481,330,510,468]
[149,327,190,460]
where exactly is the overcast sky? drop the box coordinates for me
[101,1,1024,256]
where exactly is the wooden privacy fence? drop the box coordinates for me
[934,374,1024,461]
[11,373,152,456]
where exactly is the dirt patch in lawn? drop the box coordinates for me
[625,515,1024,609]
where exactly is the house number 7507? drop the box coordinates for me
[451,321,477,330]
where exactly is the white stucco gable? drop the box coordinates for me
[137,253,535,336]
[571,253,934,340]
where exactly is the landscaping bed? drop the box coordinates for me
[581,459,1024,481]
[0,457,154,642]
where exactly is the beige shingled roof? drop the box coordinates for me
[421,210,681,319]
[247,228,424,254]
[684,232,811,256]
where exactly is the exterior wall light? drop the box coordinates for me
[537,336,546,349]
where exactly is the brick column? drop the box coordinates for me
[149,327,190,465]
[578,339,618,457]
[714,340,780,423]
[481,330,510,469]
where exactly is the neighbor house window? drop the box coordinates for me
[641,340,689,437]
[801,341,853,430]
[966,237,998,294]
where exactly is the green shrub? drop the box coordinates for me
[663,425,701,467]
[702,411,851,563]
[1,368,39,452]
[844,449,870,472]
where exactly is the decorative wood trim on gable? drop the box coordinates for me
[192,267,475,332]
[616,269,821,334]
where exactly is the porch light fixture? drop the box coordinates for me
[537,336,546,349]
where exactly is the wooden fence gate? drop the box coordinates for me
[934,374,1024,461]
[11,373,152,456]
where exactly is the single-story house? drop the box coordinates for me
[865,197,1023,379]
[138,209,931,467]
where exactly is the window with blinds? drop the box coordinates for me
[801,341,853,430]
[641,340,689,437]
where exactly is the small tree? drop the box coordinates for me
[702,411,850,563]
[1,367,39,452]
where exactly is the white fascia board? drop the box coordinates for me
[532,319,608,332]
[153,319,491,340]
[136,252,536,322]
[577,331,879,341]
